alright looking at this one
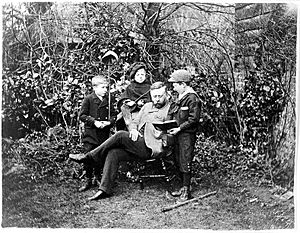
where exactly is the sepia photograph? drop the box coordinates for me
[1,1,298,231]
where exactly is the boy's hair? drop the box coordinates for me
[92,75,108,85]
[178,81,191,86]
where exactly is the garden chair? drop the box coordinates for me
[123,143,178,190]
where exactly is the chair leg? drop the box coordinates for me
[126,157,176,190]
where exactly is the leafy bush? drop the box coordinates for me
[240,70,285,152]
[2,126,83,180]
[193,134,293,188]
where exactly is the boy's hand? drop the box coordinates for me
[168,127,181,135]
[94,120,103,128]
[124,100,136,107]
[137,99,145,107]
[94,120,110,128]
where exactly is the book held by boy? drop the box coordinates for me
[152,120,178,131]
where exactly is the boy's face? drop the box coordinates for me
[92,81,108,97]
[134,68,146,83]
[172,82,186,94]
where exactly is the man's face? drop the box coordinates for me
[150,87,167,108]
[93,82,108,97]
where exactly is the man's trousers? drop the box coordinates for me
[87,131,152,194]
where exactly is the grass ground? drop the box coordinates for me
[1,162,295,229]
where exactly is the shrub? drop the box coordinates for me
[2,126,82,180]
[193,134,293,188]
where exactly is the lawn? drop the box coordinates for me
[1,161,295,229]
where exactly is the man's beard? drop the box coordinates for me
[153,101,166,108]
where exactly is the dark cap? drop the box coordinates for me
[168,69,191,82]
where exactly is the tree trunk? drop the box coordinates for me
[142,3,162,81]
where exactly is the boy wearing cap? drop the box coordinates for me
[167,69,201,201]
[78,75,116,192]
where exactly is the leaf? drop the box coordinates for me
[45,99,54,106]
[33,73,39,78]
[263,85,270,92]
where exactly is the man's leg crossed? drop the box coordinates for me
[89,131,152,164]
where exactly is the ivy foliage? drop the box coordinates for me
[236,3,296,156]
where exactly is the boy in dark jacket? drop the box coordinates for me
[167,69,201,201]
[78,75,116,192]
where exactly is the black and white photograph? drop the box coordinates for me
[1,1,299,231]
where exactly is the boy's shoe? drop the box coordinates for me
[171,185,192,197]
[171,187,184,197]
[69,153,88,163]
[178,186,192,202]
[78,178,93,192]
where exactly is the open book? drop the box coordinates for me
[152,120,178,131]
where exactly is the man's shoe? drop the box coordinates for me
[88,190,110,201]
[178,186,192,202]
[69,153,88,163]
[78,178,93,192]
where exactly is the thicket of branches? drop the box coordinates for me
[2,2,236,138]
[2,2,296,187]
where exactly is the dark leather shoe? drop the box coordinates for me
[88,190,110,201]
[78,178,93,192]
[69,153,88,163]
[178,186,192,202]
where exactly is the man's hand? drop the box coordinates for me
[129,129,142,141]
[101,121,111,127]
[168,127,181,135]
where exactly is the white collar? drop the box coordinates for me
[95,94,104,101]
[178,87,197,100]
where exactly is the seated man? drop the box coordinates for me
[69,82,171,200]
